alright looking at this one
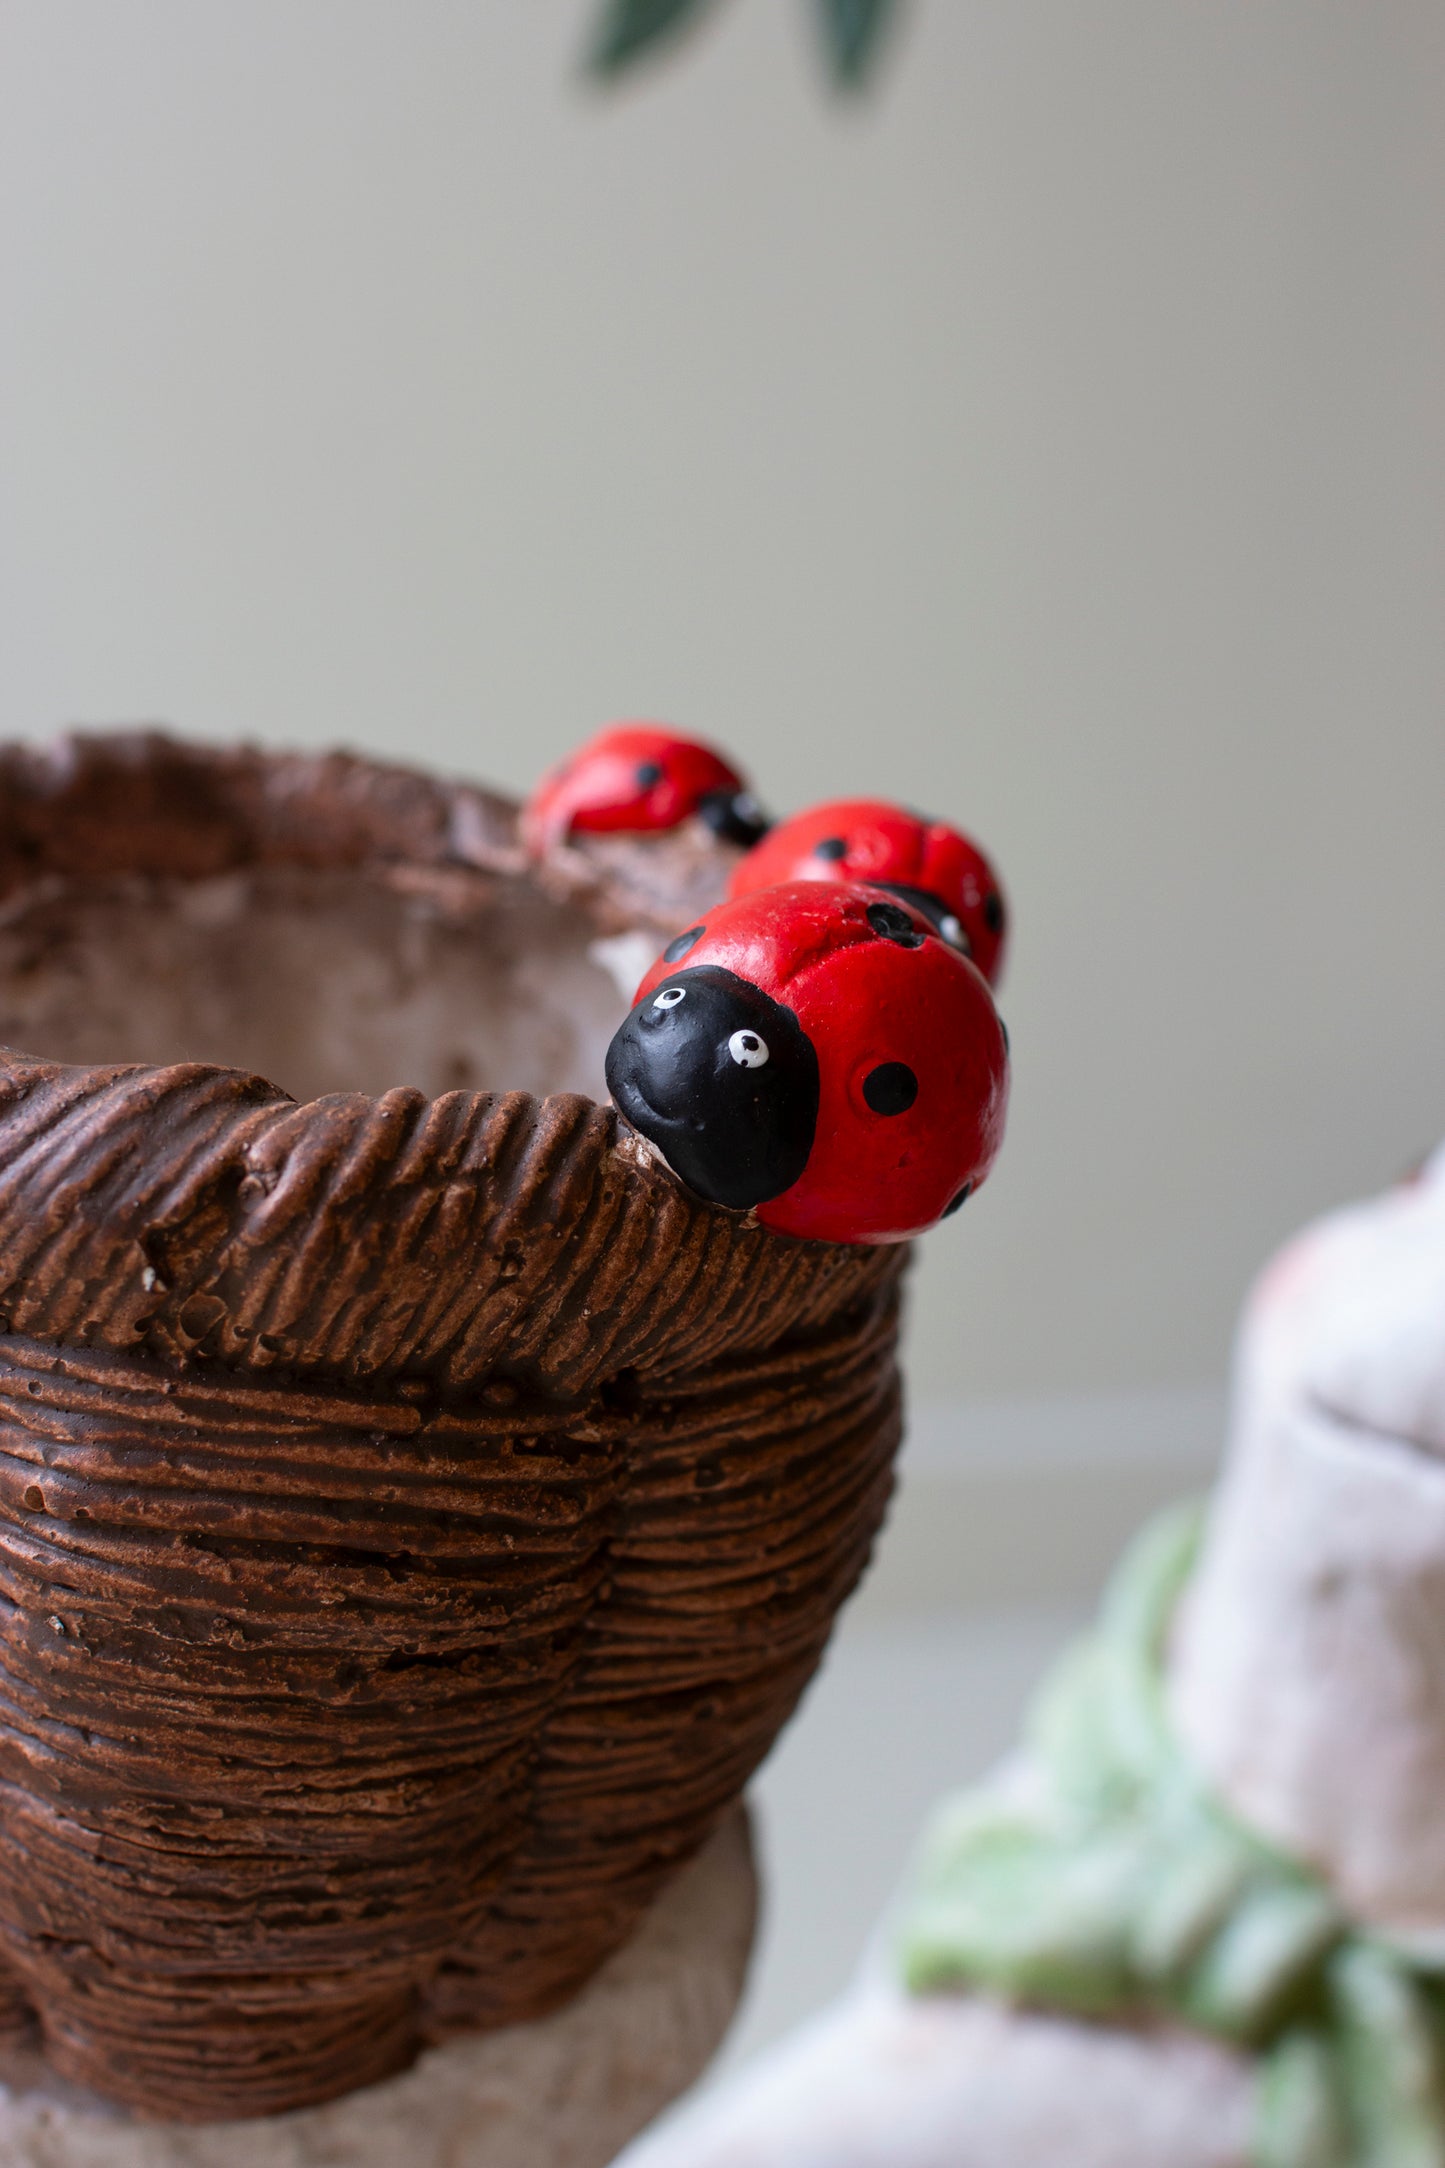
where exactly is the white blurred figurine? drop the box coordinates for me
[621,1145,1445,2168]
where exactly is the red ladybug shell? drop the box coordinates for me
[628,882,1010,1245]
[521,723,756,854]
[727,798,1008,986]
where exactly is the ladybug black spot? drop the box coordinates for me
[663,925,705,964]
[942,1183,972,1217]
[984,892,1005,935]
[862,1062,918,1116]
[814,837,849,861]
[866,900,926,949]
[635,760,664,789]
[999,1017,1010,1056]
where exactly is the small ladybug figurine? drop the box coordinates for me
[727,798,1008,986]
[522,723,768,855]
[605,882,1010,1244]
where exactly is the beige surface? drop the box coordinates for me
[618,1980,1252,2168]
[2,2,1443,1403]
[0,1809,755,2168]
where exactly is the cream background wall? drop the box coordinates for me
[2,0,1442,1401]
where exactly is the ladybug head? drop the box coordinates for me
[606,965,819,1212]
[521,723,768,854]
[606,881,1011,1245]
[694,785,770,850]
[727,797,1008,987]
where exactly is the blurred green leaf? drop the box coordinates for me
[815,0,901,88]
[585,0,725,79]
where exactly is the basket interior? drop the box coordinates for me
[0,861,647,1104]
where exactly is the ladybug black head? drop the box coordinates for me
[605,965,819,1213]
[696,788,771,850]
[875,881,972,957]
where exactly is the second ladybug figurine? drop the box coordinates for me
[605,882,1010,1245]
[727,798,1008,986]
[522,723,768,854]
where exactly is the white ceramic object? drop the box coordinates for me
[617,1972,1252,2168]
[0,1808,755,2168]
[1170,1145,1445,1939]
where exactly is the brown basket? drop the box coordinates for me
[0,736,904,2121]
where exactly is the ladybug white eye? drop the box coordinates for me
[728,1030,769,1069]
[940,913,970,952]
[653,986,687,1012]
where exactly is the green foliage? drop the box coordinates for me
[816,0,899,88]
[584,0,903,91]
[585,0,724,79]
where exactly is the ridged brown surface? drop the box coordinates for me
[0,737,906,2121]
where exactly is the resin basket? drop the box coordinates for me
[0,735,904,2121]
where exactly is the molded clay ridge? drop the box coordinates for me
[0,736,904,2120]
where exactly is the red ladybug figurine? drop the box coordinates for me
[522,723,768,855]
[605,882,1010,1244]
[727,798,1008,986]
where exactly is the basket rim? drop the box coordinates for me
[0,732,900,1396]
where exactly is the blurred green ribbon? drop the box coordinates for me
[897,1504,1445,2168]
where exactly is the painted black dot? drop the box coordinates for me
[814,836,848,861]
[999,1017,1010,1056]
[635,760,664,789]
[984,891,1005,936]
[942,1183,972,1218]
[862,1062,918,1116]
[663,925,705,964]
[866,900,926,949]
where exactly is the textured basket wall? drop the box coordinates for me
[0,739,905,2121]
